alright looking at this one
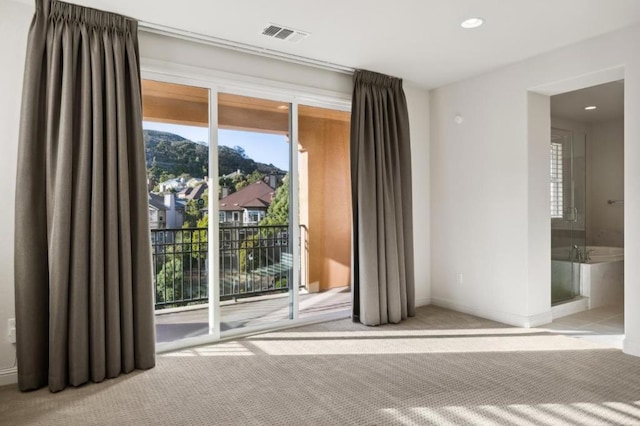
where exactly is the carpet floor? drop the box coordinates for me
[2,305,640,425]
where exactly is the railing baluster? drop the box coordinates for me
[152,224,290,310]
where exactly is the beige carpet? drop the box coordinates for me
[2,306,640,425]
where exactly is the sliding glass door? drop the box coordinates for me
[141,79,212,343]
[217,93,294,332]
[297,104,352,318]
[141,75,351,346]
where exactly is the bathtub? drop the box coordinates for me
[552,246,623,263]
[586,246,624,263]
[551,246,624,309]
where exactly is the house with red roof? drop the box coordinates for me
[218,181,275,225]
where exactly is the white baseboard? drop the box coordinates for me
[623,338,640,358]
[415,297,431,308]
[431,297,552,328]
[0,367,17,387]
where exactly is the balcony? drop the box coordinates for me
[151,226,350,342]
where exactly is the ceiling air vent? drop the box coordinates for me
[262,23,310,43]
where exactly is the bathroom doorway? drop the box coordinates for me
[549,80,625,338]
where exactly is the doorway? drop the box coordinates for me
[548,80,624,341]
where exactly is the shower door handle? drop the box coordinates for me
[564,207,578,222]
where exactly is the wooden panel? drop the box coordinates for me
[299,112,352,291]
[218,93,289,134]
[219,105,288,134]
[142,80,208,103]
[299,105,351,122]
[141,82,351,133]
[143,95,209,127]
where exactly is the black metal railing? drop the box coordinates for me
[151,224,290,310]
[151,228,209,309]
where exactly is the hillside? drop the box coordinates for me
[144,130,285,180]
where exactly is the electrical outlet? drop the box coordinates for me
[8,318,16,344]
[457,273,464,284]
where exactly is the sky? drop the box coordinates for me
[143,121,289,171]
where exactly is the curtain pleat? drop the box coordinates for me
[15,0,155,392]
[350,69,415,326]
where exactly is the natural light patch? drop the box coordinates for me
[381,401,640,426]
[481,405,539,426]
[249,328,555,340]
[162,342,254,357]
[248,334,609,356]
[297,287,348,311]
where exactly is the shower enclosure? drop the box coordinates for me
[550,128,586,305]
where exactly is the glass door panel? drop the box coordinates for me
[297,105,352,318]
[551,128,586,305]
[217,93,292,332]
[141,79,211,343]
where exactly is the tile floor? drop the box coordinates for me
[544,304,624,348]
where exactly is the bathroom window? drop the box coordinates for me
[550,142,563,218]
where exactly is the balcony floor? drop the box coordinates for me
[155,286,351,343]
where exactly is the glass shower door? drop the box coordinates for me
[551,128,586,305]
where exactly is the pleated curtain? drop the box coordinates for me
[15,0,155,392]
[350,69,415,326]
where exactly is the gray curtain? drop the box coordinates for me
[350,69,415,326]
[15,0,155,392]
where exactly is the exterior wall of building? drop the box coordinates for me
[299,112,351,291]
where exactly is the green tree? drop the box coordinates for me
[260,174,289,226]
[191,215,208,260]
[183,199,201,228]
[239,233,259,272]
[155,257,184,304]
[235,180,249,191]
[182,188,208,228]
[247,170,266,184]
[159,171,176,184]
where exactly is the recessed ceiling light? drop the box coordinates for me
[461,17,484,29]
[585,105,597,110]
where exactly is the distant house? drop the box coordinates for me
[219,181,274,225]
[177,182,208,201]
[158,176,187,193]
[149,193,186,229]
[222,169,243,180]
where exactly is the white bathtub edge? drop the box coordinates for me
[551,297,589,319]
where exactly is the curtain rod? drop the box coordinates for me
[138,21,355,75]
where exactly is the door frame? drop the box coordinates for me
[142,60,352,353]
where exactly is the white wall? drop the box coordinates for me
[0,0,432,384]
[405,83,431,307]
[431,71,531,325]
[430,23,640,358]
[589,119,624,247]
[0,0,32,386]
[527,93,551,323]
[138,31,353,97]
